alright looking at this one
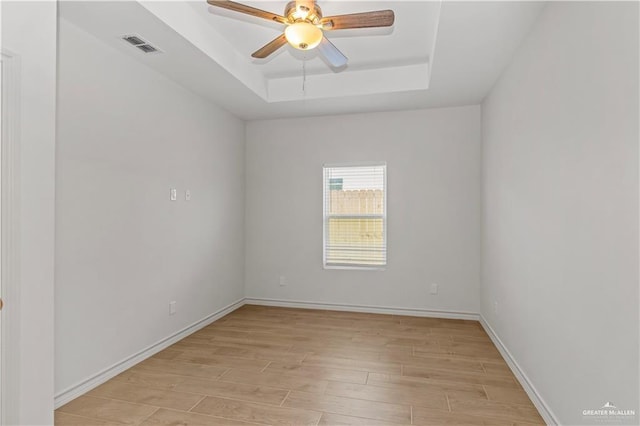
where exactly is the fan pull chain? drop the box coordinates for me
[302,57,307,97]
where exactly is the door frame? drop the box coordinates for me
[1,49,22,426]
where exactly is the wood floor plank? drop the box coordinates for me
[199,323,243,333]
[295,346,383,362]
[139,408,265,425]
[173,377,289,405]
[365,372,489,404]
[170,340,216,352]
[352,335,430,347]
[358,325,429,337]
[430,321,484,331]
[215,330,318,347]
[224,316,292,326]
[412,406,511,426]
[132,358,229,380]
[378,340,449,362]
[412,348,505,364]
[445,386,490,402]
[429,326,488,338]
[291,341,412,357]
[481,361,514,376]
[54,412,112,426]
[398,317,444,327]
[191,396,322,426]
[448,397,545,424]
[112,369,210,390]
[57,395,158,425]
[324,380,448,410]
[451,334,495,344]
[87,380,205,411]
[181,343,307,363]
[390,353,486,374]
[282,391,411,424]
[483,384,535,406]
[318,412,409,426]
[211,321,306,336]
[221,368,330,393]
[303,354,401,374]
[433,342,503,360]
[152,348,183,360]
[367,372,489,397]
[266,361,369,384]
[402,365,518,387]
[211,338,292,352]
[175,352,271,372]
[211,331,302,347]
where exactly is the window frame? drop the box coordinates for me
[322,162,387,271]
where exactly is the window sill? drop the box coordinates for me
[323,265,386,271]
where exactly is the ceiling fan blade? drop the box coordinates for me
[317,36,348,68]
[207,0,287,25]
[320,10,394,30]
[251,34,288,59]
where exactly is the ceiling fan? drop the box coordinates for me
[206,0,395,68]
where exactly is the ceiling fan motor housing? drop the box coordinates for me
[284,1,322,25]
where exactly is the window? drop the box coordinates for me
[323,163,387,268]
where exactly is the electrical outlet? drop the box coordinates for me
[185,190,191,201]
[493,300,498,314]
[169,301,176,315]
[430,283,438,295]
[279,276,287,287]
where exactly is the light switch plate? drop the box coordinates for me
[185,190,191,201]
[170,188,177,201]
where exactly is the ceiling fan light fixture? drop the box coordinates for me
[285,21,322,50]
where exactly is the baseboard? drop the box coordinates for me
[479,315,559,425]
[245,297,479,321]
[54,297,246,409]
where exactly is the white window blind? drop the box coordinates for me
[323,163,387,268]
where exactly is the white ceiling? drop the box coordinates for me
[59,1,545,120]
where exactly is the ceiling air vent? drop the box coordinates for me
[121,34,162,54]
[136,44,158,53]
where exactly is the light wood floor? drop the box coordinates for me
[56,305,545,425]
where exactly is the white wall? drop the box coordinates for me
[482,2,639,425]
[55,19,245,396]
[1,2,57,424]
[246,106,481,314]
